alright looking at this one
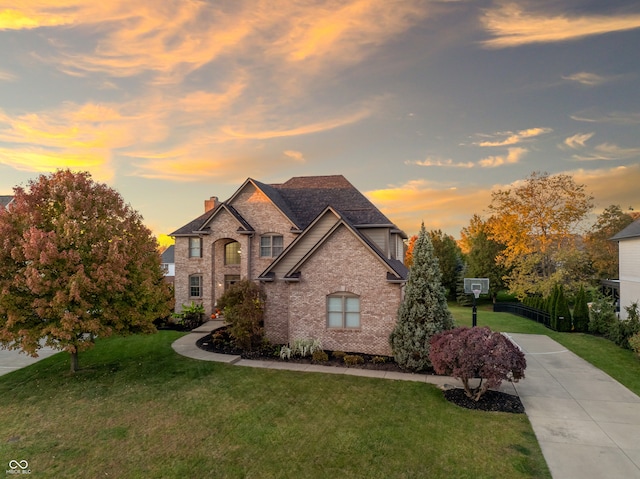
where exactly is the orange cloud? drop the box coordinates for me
[482,4,640,48]
[368,165,640,238]
[478,147,528,167]
[475,127,552,147]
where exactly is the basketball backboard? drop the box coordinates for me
[463,278,490,298]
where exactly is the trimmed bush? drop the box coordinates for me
[217,280,266,351]
[312,349,329,363]
[343,355,364,366]
[429,327,526,401]
[371,356,387,364]
[332,351,346,360]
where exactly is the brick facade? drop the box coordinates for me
[172,176,408,356]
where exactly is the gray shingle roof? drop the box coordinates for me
[161,245,175,263]
[272,175,393,229]
[611,218,640,241]
[170,175,398,236]
[0,195,14,210]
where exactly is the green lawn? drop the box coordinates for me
[451,303,640,396]
[1,331,550,479]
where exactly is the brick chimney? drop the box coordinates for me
[204,196,219,212]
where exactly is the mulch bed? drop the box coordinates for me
[444,388,525,414]
[195,327,525,414]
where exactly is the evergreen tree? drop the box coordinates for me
[555,285,572,332]
[390,223,454,371]
[548,285,559,330]
[572,285,590,332]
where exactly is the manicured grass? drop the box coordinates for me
[1,331,550,479]
[451,303,640,396]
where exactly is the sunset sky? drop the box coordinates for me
[1,0,639,242]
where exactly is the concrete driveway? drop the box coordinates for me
[0,344,59,377]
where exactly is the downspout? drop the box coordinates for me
[247,233,253,280]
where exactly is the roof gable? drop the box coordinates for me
[260,206,407,282]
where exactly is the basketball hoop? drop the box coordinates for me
[464,278,490,327]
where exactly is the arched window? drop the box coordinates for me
[326,292,360,329]
[225,241,241,265]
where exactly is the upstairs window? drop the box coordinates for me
[327,292,360,329]
[189,237,202,258]
[260,235,283,258]
[225,241,241,265]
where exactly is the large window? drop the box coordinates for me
[189,237,202,258]
[327,293,360,329]
[260,235,283,258]
[189,275,202,298]
[225,241,241,265]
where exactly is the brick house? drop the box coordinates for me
[170,175,408,355]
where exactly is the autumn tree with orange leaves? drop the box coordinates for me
[487,171,593,299]
[0,170,172,372]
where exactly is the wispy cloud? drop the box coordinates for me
[481,4,640,48]
[474,127,552,147]
[405,157,474,168]
[0,70,16,81]
[570,110,640,125]
[562,72,613,86]
[283,150,305,162]
[478,146,528,167]
[572,142,640,161]
[564,132,594,149]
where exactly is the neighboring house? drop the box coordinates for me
[611,217,640,319]
[170,175,408,355]
[161,245,175,284]
[0,195,14,212]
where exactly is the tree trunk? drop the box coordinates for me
[70,350,79,373]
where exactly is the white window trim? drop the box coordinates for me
[189,274,203,298]
[189,237,203,258]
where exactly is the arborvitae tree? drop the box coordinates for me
[390,223,454,371]
[548,285,559,330]
[572,285,590,332]
[555,285,572,332]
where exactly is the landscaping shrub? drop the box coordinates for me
[608,302,640,349]
[290,338,323,357]
[343,354,365,366]
[572,285,590,332]
[630,333,640,356]
[217,280,266,351]
[332,351,346,360]
[312,350,329,363]
[429,327,526,401]
[372,356,387,364]
[588,291,617,336]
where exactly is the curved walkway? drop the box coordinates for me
[173,324,640,479]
